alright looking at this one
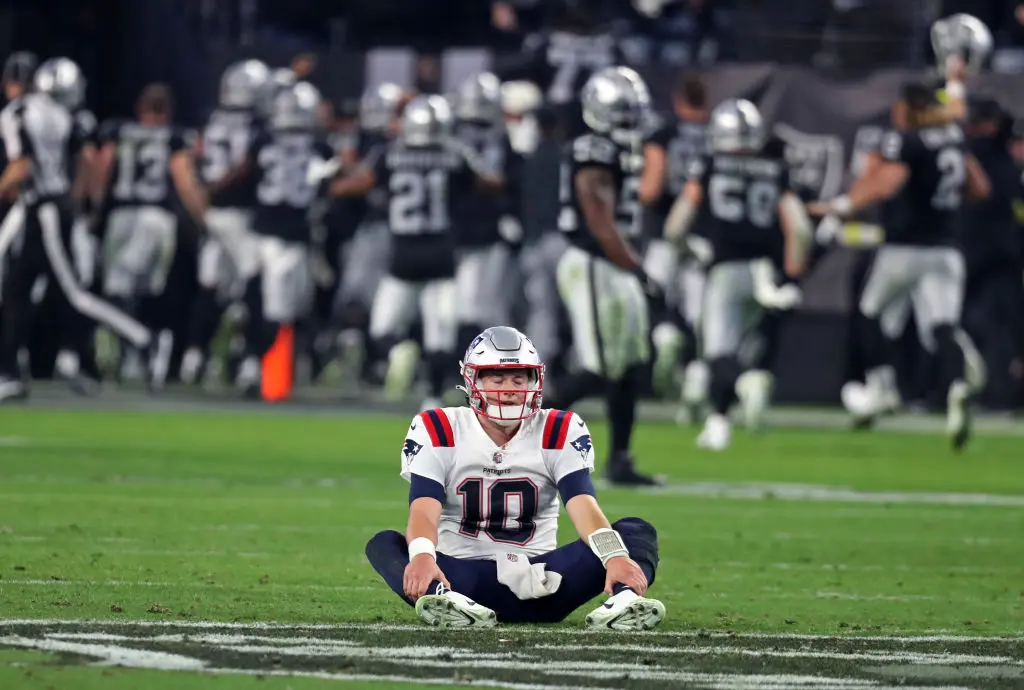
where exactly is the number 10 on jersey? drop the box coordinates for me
[456,477,539,546]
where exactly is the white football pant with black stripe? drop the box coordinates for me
[556,245,650,381]
[102,206,178,299]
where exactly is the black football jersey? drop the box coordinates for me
[202,107,261,209]
[450,121,517,248]
[100,120,191,209]
[878,124,967,246]
[693,137,790,265]
[558,133,644,259]
[644,117,710,237]
[249,126,334,243]
[367,137,484,280]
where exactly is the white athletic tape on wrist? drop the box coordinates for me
[831,195,853,218]
[408,537,436,561]
[588,528,629,566]
[945,80,965,100]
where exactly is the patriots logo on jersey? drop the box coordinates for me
[570,435,592,460]
[403,439,424,464]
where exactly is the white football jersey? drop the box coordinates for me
[400,406,596,560]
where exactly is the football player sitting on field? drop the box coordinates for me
[365,326,664,629]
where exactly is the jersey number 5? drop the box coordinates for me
[457,477,539,546]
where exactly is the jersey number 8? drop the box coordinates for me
[708,174,779,229]
[457,477,539,546]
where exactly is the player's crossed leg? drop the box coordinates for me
[365,517,664,630]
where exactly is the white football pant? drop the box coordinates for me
[369,274,457,352]
[556,245,650,381]
[102,206,177,298]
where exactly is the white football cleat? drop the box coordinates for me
[735,369,773,431]
[696,413,731,451]
[586,589,665,631]
[415,587,497,629]
[947,379,972,452]
[384,340,420,402]
[651,322,683,398]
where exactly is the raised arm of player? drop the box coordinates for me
[575,167,641,271]
[330,143,383,197]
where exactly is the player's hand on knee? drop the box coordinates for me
[604,556,647,596]
[403,554,451,600]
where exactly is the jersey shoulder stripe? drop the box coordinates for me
[542,409,573,450]
[421,408,455,448]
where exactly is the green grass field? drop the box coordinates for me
[1,403,1022,689]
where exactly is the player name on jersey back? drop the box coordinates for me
[102,121,189,209]
[373,139,481,280]
[698,145,788,264]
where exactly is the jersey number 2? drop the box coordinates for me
[457,477,539,546]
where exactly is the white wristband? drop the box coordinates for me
[588,528,629,567]
[830,195,853,218]
[408,537,436,561]
[945,80,965,100]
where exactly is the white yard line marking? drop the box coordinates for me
[647,481,1024,507]
[0,580,378,592]
[0,618,1020,642]
[1,630,984,690]
[531,643,1024,666]
[0,634,206,670]
[719,561,1023,574]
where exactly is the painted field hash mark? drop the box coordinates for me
[1,620,1023,689]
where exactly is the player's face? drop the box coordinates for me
[478,369,530,406]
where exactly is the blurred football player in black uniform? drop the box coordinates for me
[94,83,208,388]
[216,81,333,396]
[960,97,1022,409]
[810,83,990,450]
[638,71,710,406]
[495,0,622,137]
[332,95,503,411]
[0,55,152,402]
[182,60,270,386]
[331,83,408,384]
[544,66,660,485]
[666,99,811,451]
[451,72,523,349]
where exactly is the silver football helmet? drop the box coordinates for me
[269,81,320,131]
[580,66,651,145]
[400,95,452,146]
[219,59,270,109]
[459,326,544,426]
[34,57,85,110]
[360,82,405,133]
[454,72,502,125]
[708,99,765,153]
[931,13,993,75]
